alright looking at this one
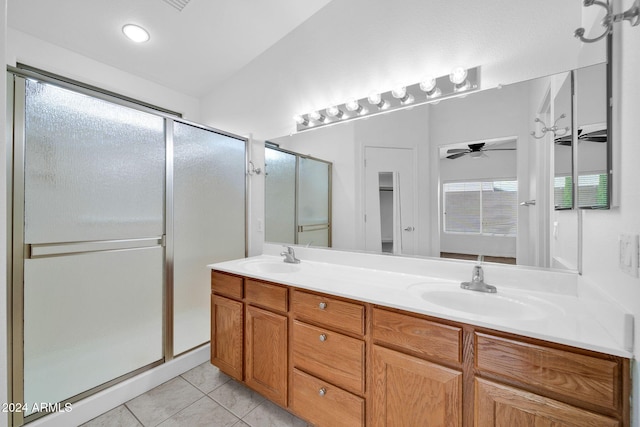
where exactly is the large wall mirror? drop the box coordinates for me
[265,35,610,273]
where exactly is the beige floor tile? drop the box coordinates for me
[80,404,142,427]
[181,362,232,394]
[126,377,204,426]
[208,379,265,418]
[157,396,239,427]
[241,401,308,427]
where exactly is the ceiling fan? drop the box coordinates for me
[446,142,516,159]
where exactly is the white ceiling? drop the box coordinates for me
[7,0,334,97]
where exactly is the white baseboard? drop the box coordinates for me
[27,344,210,427]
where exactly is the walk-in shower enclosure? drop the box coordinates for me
[7,68,246,426]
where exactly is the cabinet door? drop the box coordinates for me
[371,345,462,427]
[475,378,619,427]
[210,294,243,381]
[245,305,288,407]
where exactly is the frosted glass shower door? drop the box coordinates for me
[173,123,246,355]
[297,157,331,246]
[20,79,165,412]
[265,147,296,244]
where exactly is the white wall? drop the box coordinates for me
[6,29,201,121]
[200,0,585,141]
[581,2,640,424]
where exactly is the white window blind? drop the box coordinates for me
[443,180,517,236]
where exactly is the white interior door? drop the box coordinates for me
[364,147,415,255]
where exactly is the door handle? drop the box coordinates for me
[403,226,415,231]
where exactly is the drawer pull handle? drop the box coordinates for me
[318,302,327,310]
[319,334,327,342]
[318,387,327,397]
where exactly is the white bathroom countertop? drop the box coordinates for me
[209,249,634,359]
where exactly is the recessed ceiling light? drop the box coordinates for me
[122,24,150,43]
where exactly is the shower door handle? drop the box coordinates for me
[403,226,415,232]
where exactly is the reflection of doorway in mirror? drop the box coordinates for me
[364,147,415,255]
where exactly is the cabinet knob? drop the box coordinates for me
[318,387,326,397]
[318,302,327,310]
[319,334,327,342]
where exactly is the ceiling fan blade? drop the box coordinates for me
[483,148,517,152]
[446,152,468,159]
[446,148,469,154]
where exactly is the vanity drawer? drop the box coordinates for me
[292,368,364,427]
[211,271,243,299]
[475,332,621,412]
[372,308,462,365]
[292,289,365,335]
[292,320,365,394]
[245,279,288,313]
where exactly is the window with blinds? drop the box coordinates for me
[554,173,608,209]
[443,180,518,236]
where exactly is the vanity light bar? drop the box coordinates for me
[295,66,480,132]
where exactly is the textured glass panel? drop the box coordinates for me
[23,247,163,412]
[298,229,329,247]
[24,80,165,243]
[298,157,329,227]
[265,148,296,244]
[173,123,246,354]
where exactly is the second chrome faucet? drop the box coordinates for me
[460,255,497,293]
[280,246,301,264]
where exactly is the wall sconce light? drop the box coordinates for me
[530,114,570,139]
[367,92,389,110]
[326,105,345,119]
[345,99,367,115]
[294,66,480,131]
[449,67,471,92]
[391,86,415,105]
[575,0,639,43]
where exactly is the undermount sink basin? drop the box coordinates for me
[240,259,302,274]
[408,283,563,320]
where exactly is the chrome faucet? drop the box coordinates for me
[460,256,497,293]
[280,246,301,264]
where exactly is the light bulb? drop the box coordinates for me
[345,99,366,115]
[122,24,150,43]
[391,86,414,105]
[326,106,345,119]
[419,77,436,92]
[345,99,360,111]
[293,115,309,126]
[308,111,327,123]
[391,87,407,99]
[449,67,468,85]
[368,92,389,110]
[420,77,441,99]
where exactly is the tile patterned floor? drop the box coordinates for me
[81,363,311,427]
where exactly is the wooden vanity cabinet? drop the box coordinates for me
[371,308,463,427]
[210,272,289,405]
[291,290,366,427]
[211,270,631,427]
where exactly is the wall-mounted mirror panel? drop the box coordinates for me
[268,57,610,272]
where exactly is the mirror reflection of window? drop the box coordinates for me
[576,62,608,209]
